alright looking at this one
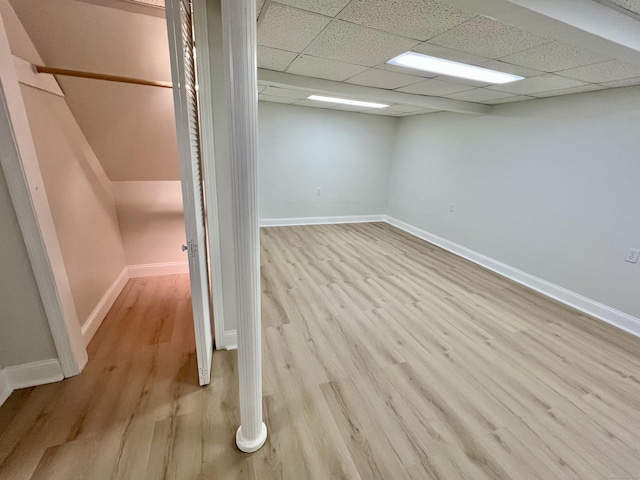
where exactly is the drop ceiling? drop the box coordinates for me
[255,0,640,116]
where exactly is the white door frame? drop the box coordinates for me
[0,15,86,377]
[192,0,227,349]
[0,1,228,379]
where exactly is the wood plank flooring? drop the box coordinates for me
[1,222,639,479]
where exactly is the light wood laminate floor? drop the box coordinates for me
[1,222,639,479]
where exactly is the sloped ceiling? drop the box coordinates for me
[10,0,179,181]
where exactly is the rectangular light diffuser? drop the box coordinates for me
[307,95,389,109]
[387,52,523,84]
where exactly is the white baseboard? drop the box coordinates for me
[0,370,11,407]
[81,267,129,346]
[219,329,237,350]
[260,214,385,227]
[82,262,190,345]
[128,261,189,278]
[4,359,64,390]
[385,216,640,338]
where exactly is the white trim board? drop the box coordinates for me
[4,359,64,390]
[0,16,87,377]
[260,215,385,227]
[222,329,237,350]
[258,214,640,338]
[128,261,189,278]
[13,56,64,97]
[82,262,191,346]
[384,215,640,339]
[81,267,129,346]
[193,0,227,354]
[0,369,11,407]
[0,359,64,408]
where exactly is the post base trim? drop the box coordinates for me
[236,422,267,453]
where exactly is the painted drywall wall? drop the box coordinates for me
[112,181,187,265]
[11,0,179,181]
[258,102,397,219]
[0,162,58,367]
[387,87,640,318]
[20,83,127,327]
[3,1,127,327]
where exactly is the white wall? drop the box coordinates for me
[387,86,640,319]
[258,102,397,219]
[20,84,128,327]
[112,181,186,265]
[0,164,58,367]
[2,1,128,328]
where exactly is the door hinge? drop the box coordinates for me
[187,239,198,257]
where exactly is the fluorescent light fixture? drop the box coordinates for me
[307,95,389,109]
[387,52,523,84]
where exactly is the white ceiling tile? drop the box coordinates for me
[286,54,368,80]
[479,60,544,78]
[261,86,311,98]
[387,104,427,113]
[487,74,587,95]
[429,16,551,59]
[483,95,534,104]
[259,95,299,104]
[257,46,298,71]
[375,62,438,78]
[412,43,490,65]
[531,84,607,98]
[601,76,640,88]
[499,41,611,72]
[276,0,352,16]
[606,0,640,14]
[396,79,475,96]
[257,0,266,17]
[557,59,640,83]
[337,0,474,41]
[304,20,419,67]
[258,3,330,52]
[446,88,516,102]
[345,68,423,89]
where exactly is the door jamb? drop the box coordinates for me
[0,15,87,376]
[193,0,227,348]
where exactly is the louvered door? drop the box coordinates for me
[165,0,213,386]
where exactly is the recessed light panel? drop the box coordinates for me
[388,52,524,84]
[307,95,389,109]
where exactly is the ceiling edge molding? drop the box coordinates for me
[71,0,165,18]
[444,0,640,65]
[257,69,490,115]
[257,0,272,27]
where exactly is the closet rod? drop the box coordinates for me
[34,65,173,89]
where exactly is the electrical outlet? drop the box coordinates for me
[449,203,456,212]
[625,248,639,264]
[316,188,321,196]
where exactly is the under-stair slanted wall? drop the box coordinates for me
[11,0,187,271]
[1,0,127,334]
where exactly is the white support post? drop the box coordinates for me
[221,0,267,453]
